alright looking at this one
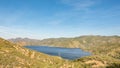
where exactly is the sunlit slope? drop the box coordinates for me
[0,38,66,68]
[9,36,120,68]
[37,36,120,67]
[1,38,94,68]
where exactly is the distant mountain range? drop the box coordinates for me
[9,35,120,48]
[9,38,41,46]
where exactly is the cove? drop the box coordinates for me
[25,46,91,60]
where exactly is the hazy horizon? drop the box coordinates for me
[5,35,120,40]
[0,0,120,39]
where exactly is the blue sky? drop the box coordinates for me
[0,0,120,39]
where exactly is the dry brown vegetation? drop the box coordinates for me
[2,36,120,68]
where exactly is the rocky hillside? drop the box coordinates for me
[0,38,75,68]
[3,37,107,68]
[8,36,120,68]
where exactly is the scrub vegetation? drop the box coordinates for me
[1,36,120,68]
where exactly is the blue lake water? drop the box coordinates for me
[25,46,91,60]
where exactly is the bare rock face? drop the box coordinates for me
[85,60,106,68]
[30,51,35,59]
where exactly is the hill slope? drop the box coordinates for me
[0,38,70,68]
[2,37,102,68]
[8,36,120,68]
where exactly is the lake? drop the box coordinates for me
[25,46,91,60]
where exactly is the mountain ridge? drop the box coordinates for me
[8,35,120,48]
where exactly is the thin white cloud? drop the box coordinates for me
[52,0,99,23]
[61,0,98,10]
[48,20,63,25]
[0,9,25,25]
[0,26,42,39]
